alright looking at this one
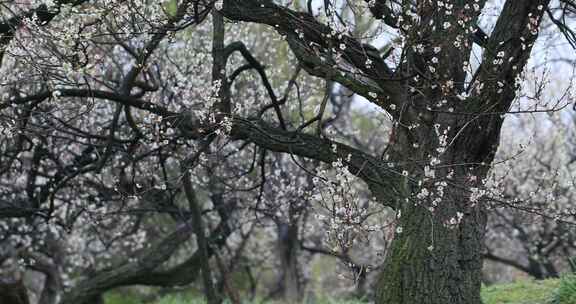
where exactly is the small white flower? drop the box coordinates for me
[214,0,223,10]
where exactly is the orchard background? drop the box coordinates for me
[1,1,576,303]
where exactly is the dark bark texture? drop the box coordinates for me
[375,119,491,303]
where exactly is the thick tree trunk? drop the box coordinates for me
[376,190,487,304]
[375,114,498,304]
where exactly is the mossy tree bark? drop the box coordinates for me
[374,116,496,304]
[376,197,487,304]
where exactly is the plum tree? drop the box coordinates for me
[1,1,575,304]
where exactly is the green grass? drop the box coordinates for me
[551,275,576,304]
[481,279,560,304]
[105,292,143,304]
[154,294,207,304]
[105,278,569,304]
